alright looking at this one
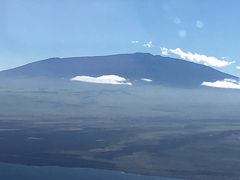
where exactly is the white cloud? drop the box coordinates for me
[196,20,204,28]
[236,66,240,70]
[141,78,152,82]
[131,40,139,44]
[71,75,132,85]
[164,47,232,67]
[160,47,169,56]
[173,17,181,24]
[178,29,186,38]
[201,79,240,89]
[143,41,152,48]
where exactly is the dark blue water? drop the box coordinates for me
[0,162,183,180]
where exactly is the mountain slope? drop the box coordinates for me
[0,53,236,87]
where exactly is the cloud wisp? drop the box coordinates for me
[131,40,139,44]
[143,41,153,48]
[71,75,132,85]
[201,79,240,89]
[141,78,152,82]
[236,66,240,70]
[160,47,232,67]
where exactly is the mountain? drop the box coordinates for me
[0,53,236,87]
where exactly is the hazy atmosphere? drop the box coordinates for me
[1,1,240,180]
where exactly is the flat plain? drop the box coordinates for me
[1,79,240,180]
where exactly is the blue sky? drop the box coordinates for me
[1,0,240,76]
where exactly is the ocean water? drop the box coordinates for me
[0,162,183,180]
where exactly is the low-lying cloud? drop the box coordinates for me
[160,47,169,56]
[201,79,240,89]
[160,47,232,67]
[71,75,132,85]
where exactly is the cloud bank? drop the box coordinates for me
[201,79,240,89]
[160,47,232,67]
[71,75,132,85]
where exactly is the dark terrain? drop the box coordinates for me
[1,53,240,180]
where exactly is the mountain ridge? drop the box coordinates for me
[0,53,237,87]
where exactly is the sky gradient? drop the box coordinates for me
[1,0,240,76]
